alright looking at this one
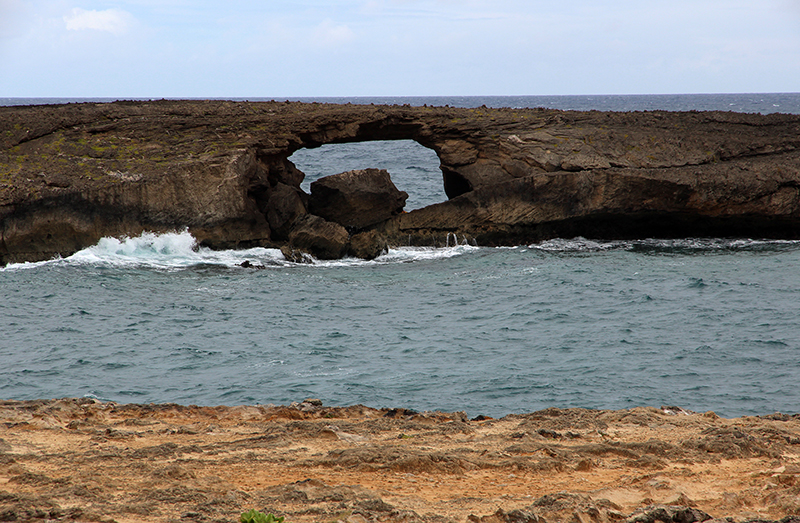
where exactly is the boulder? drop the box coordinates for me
[285,214,349,260]
[309,169,408,229]
[348,230,388,260]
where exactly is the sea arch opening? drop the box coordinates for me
[288,139,446,211]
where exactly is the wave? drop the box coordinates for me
[1,230,480,271]
[527,237,800,253]
[6,231,798,272]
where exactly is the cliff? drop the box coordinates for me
[2,100,800,264]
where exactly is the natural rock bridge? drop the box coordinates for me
[2,100,800,264]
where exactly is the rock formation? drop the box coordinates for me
[309,168,408,229]
[1,100,800,264]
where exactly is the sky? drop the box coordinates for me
[1,0,799,97]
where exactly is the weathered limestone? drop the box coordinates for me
[1,100,800,264]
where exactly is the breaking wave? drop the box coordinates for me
[5,231,799,272]
[2,230,481,271]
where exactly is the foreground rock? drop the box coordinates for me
[2,101,800,264]
[1,399,800,523]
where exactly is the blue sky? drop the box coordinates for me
[1,0,799,97]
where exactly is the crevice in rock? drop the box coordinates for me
[442,166,473,199]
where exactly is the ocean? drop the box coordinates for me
[2,94,800,418]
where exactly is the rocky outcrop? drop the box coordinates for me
[1,100,800,264]
[284,214,349,260]
[380,154,800,246]
[309,168,408,229]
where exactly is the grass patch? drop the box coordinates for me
[240,509,285,523]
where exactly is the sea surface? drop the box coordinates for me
[2,94,800,418]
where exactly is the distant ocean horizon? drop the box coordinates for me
[2,93,800,418]
[2,92,800,114]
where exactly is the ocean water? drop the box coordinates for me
[2,94,800,418]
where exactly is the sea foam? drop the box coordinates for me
[2,230,480,271]
[529,237,800,253]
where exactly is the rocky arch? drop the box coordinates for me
[260,115,483,197]
[3,100,800,265]
[245,117,475,243]
[289,139,445,211]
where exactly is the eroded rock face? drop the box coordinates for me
[381,153,800,247]
[2,100,800,264]
[309,168,408,229]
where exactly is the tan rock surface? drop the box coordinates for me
[1,399,799,522]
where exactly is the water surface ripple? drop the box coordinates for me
[3,93,800,417]
[2,236,799,418]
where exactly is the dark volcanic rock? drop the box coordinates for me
[2,100,800,264]
[308,168,408,229]
[285,214,349,260]
[279,245,315,264]
[265,182,307,241]
[348,229,388,260]
[379,157,800,247]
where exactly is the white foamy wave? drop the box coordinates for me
[531,237,623,252]
[379,244,480,262]
[69,230,200,266]
[2,231,482,271]
[2,230,287,270]
[529,237,800,253]
[299,244,480,268]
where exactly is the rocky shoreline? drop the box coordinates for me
[2,101,800,265]
[1,399,799,523]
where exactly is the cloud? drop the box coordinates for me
[64,8,135,36]
[312,19,355,47]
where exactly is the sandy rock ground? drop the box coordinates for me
[1,399,799,523]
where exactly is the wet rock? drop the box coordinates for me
[348,229,388,260]
[280,245,314,264]
[309,169,408,229]
[240,260,266,269]
[285,214,349,260]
